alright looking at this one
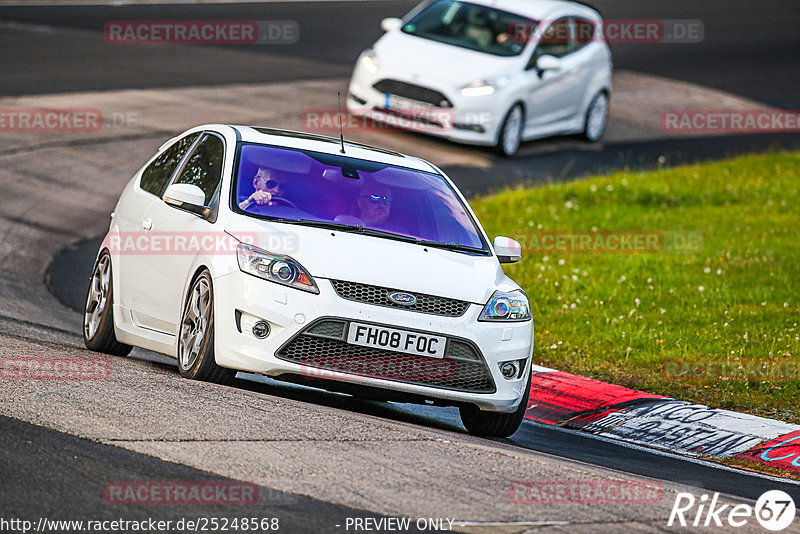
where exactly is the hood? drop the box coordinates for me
[374,31,518,90]
[227,216,510,304]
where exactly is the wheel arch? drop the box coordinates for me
[183,264,213,309]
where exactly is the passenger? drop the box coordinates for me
[356,184,393,227]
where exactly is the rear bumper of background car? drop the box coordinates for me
[213,270,533,412]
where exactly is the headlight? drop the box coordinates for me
[237,243,319,294]
[360,48,379,75]
[479,290,531,321]
[459,76,511,97]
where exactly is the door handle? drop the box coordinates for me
[141,218,153,231]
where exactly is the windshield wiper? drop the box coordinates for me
[272,219,420,243]
[413,240,490,255]
[255,217,360,231]
[259,217,487,252]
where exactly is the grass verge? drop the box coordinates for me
[472,152,799,423]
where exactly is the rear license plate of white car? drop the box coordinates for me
[346,323,446,358]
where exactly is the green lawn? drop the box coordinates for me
[471,152,800,423]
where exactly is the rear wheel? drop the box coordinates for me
[177,271,236,384]
[83,251,132,356]
[496,104,524,157]
[459,367,531,437]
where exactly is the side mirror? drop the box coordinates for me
[381,17,402,32]
[164,183,210,218]
[493,236,522,264]
[536,54,562,72]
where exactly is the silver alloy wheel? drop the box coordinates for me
[586,93,608,141]
[84,254,110,340]
[179,277,211,371]
[502,106,523,156]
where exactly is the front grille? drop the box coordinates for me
[330,280,470,317]
[373,79,453,108]
[276,319,495,393]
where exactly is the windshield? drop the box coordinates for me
[232,143,489,252]
[401,0,534,57]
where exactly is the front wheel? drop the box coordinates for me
[582,91,608,142]
[83,251,132,356]
[495,104,525,157]
[459,368,531,437]
[177,271,236,384]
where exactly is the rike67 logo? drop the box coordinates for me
[668,490,796,531]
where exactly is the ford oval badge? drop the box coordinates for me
[388,292,417,306]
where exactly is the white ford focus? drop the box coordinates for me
[84,125,533,436]
[347,0,612,156]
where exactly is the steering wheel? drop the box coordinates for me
[269,196,298,209]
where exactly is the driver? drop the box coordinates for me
[238,167,287,210]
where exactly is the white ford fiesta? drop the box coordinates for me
[347,0,612,156]
[84,125,534,436]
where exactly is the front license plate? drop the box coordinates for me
[347,323,446,358]
[386,94,432,112]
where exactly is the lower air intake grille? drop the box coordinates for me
[372,79,452,108]
[276,319,495,393]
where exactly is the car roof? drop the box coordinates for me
[464,0,601,20]
[228,125,438,174]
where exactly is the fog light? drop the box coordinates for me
[252,321,270,339]
[500,360,519,379]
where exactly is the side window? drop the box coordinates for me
[526,17,573,69]
[572,18,595,53]
[139,132,200,197]
[171,133,225,206]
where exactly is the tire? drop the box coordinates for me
[582,91,608,142]
[459,366,532,437]
[177,271,236,384]
[83,251,132,356]
[495,104,524,157]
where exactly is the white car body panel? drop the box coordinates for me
[225,218,507,304]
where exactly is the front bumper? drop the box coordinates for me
[213,270,533,412]
[346,64,504,147]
